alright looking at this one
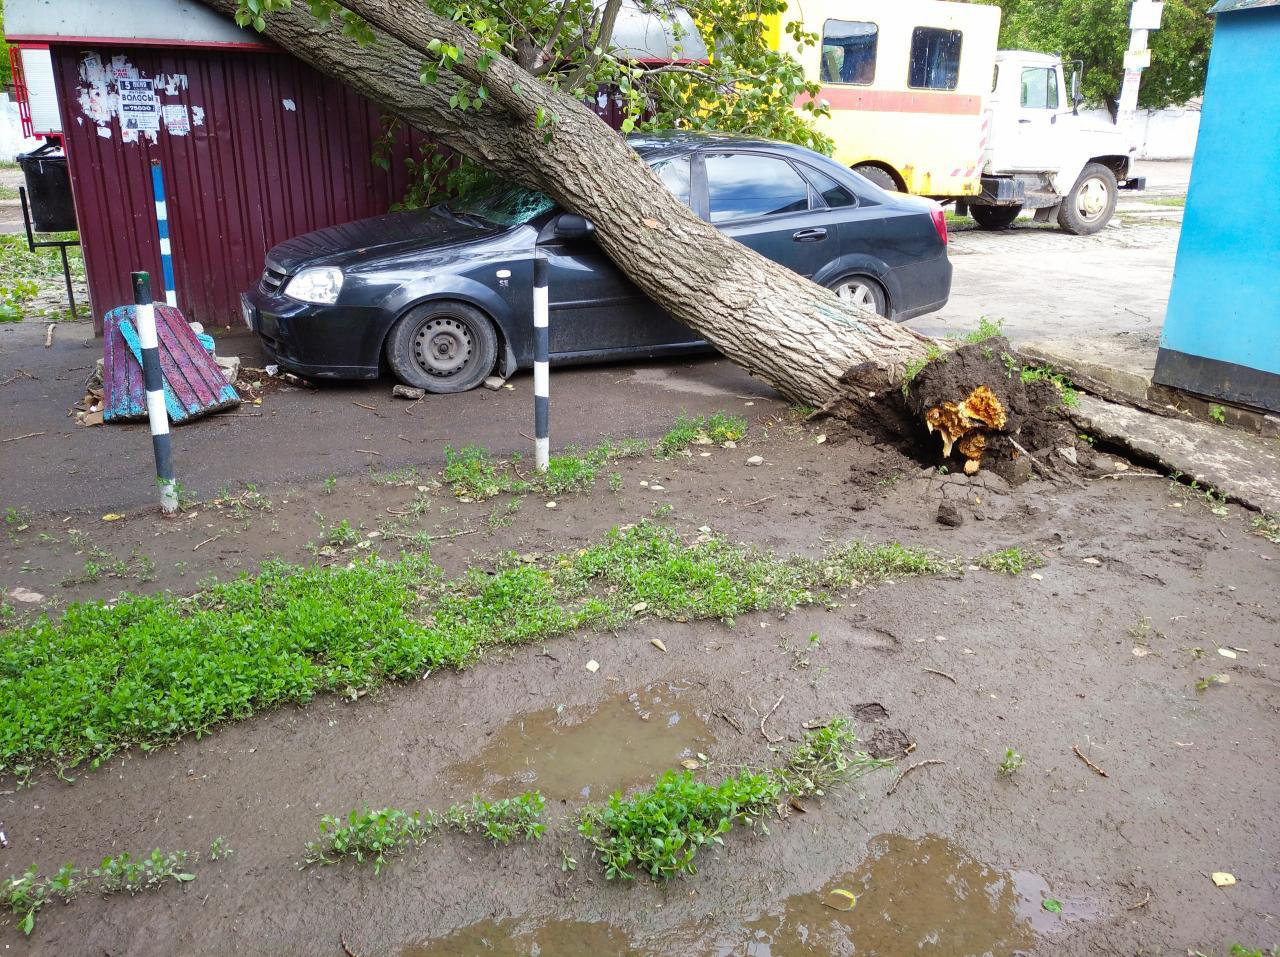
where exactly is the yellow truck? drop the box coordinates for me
[766,0,1144,233]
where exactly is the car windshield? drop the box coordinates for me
[448,184,556,226]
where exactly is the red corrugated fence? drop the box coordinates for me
[51,44,426,331]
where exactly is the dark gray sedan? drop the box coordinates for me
[242,132,952,393]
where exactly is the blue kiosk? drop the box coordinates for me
[1154,0,1280,413]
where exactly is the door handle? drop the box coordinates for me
[1018,119,1032,124]
[792,227,827,242]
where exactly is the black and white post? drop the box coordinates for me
[532,254,550,472]
[132,271,179,514]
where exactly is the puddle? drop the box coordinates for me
[403,835,1090,957]
[695,833,1088,957]
[402,918,636,957]
[446,681,713,801]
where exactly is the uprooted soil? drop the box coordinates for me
[1,399,1277,957]
[819,337,1093,490]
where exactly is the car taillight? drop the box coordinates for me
[929,203,948,245]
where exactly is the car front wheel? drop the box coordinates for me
[386,300,498,393]
[829,276,887,317]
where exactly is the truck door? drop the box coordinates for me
[990,61,1066,173]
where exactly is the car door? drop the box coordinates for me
[543,154,700,356]
[995,63,1066,173]
[700,151,830,278]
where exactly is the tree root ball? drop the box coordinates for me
[815,337,1092,485]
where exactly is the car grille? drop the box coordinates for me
[260,265,287,294]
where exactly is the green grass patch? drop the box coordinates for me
[304,792,545,873]
[901,343,946,398]
[443,438,646,501]
[0,524,950,776]
[656,412,747,457]
[958,317,1004,345]
[1147,195,1186,207]
[1018,364,1080,409]
[977,547,1043,575]
[578,720,889,880]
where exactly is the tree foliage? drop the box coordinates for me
[239,0,829,204]
[988,0,1214,112]
[0,0,14,90]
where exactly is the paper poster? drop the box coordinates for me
[118,78,160,132]
[162,104,191,136]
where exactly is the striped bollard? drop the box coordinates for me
[533,254,550,472]
[132,271,179,514]
[150,160,178,308]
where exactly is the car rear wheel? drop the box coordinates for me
[852,164,898,192]
[829,276,887,317]
[970,204,1022,230]
[1057,162,1118,235]
[386,300,498,393]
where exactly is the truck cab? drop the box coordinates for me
[968,50,1142,234]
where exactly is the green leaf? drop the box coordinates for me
[1042,898,1063,913]
[19,911,35,935]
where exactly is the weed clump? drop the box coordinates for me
[977,547,1043,575]
[304,792,546,873]
[579,722,891,881]
[656,412,747,457]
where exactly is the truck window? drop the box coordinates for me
[705,153,811,223]
[1020,67,1059,109]
[821,20,878,85]
[908,27,962,90]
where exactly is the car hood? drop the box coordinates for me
[265,207,503,273]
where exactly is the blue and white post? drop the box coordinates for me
[132,271,178,514]
[150,160,178,308]
[532,255,550,472]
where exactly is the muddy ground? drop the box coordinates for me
[1,400,1278,956]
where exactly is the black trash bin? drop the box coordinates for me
[18,144,77,233]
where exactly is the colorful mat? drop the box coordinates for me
[102,304,240,424]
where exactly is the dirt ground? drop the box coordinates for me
[2,398,1277,956]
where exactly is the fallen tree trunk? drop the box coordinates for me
[198,0,931,406]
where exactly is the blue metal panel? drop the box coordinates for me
[1159,7,1280,387]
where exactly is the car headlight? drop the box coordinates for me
[284,266,344,305]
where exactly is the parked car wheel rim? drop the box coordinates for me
[833,279,880,313]
[414,316,474,378]
[1075,176,1111,222]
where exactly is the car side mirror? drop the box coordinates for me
[552,213,596,242]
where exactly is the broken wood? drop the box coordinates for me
[2,431,46,443]
[1073,745,1109,778]
[887,758,944,796]
[758,694,784,744]
[44,323,54,347]
[921,667,957,684]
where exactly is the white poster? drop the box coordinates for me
[118,78,160,132]
[162,104,191,136]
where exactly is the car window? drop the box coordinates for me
[1020,67,1059,109]
[820,20,877,85]
[651,155,691,206]
[803,167,855,208]
[908,27,962,90]
[705,153,811,223]
[448,184,555,226]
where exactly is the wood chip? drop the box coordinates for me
[922,667,957,683]
[2,431,45,443]
[649,638,667,652]
[1072,745,1109,777]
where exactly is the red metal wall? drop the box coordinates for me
[51,44,427,330]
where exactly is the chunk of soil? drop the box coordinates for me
[818,338,1093,487]
[864,726,913,760]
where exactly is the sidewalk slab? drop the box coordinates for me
[1071,394,1280,515]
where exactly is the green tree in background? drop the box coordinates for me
[0,0,14,89]
[988,0,1214,114]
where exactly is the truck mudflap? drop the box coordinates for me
[977,176,1025,207]
[1120,176,1147,191]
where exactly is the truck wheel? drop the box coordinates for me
[852,164,898,192]
[970,204,1022,230]
[386,300,498,393]
[1057,163,1118,235]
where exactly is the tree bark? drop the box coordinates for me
[198,0,933,405]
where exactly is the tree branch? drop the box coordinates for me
[562,0,623,91]
[531,0,578,75]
